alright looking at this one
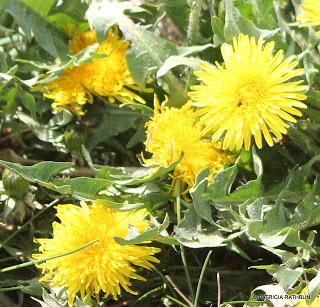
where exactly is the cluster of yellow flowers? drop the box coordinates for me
[144,95,234,192]
[33,1,320,305]
[297,0,320,36]
[33,201,160,306]
[41,28,145,119]
[189,35,307,151]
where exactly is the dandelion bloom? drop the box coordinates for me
[296,287,320,306]
[42,28,145,118]
[189,34,308,151]
[33,201,160,306]
[144,95,234,192]
[297,0,320,36]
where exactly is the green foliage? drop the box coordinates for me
[1,0,320,306]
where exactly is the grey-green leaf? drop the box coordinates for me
[0,160,73,184]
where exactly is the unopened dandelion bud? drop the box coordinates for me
[64,123,90,153]
[2,167,29,200]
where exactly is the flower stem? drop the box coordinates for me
[176,179,195,302]
[166,275,194,307]
[194,250,213,306]
[176,178,182,224]
[0,198,59,249]
[187,0,203,46]
[0,239,99,273]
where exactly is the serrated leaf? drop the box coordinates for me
[303,230,317,262]
[245,198,264,220]
[174,205,226,248]
[0,160,73,184]
[157,56,203,78]
[85,0,194,107]
[114,213,170,245]
[288,155,320,192]
[274,267,304,292]
[51,177,113,200]
[6,116,24,145]
[289,178,320,230]
[287,126,320,157]
[21,0,55,15]
[32,287,63,307]
[307,271,320,302]
[88,105,140,149]
[75,296,91,307]
[227,241,259,262]
[126,116,148,149]
[0,0,67,57]
[31,298,55,307]
[136,192,172,211]
[17,112,63,142]
[259,227,315,252]
[260,245,296,263]
[224,0,260,41]
[47,109,73,127]
[22,44,108,82]
[165,2,188,36]
[207,164,238,199]
[49,0,88,22]
[176,232,226,248]
[190,168,218,226]
[20,283,42,297]
[1,86,18,118]
[211,16,225,47]
[18,91,36,120]
[99,200,145,212]
[265,155,320,199]
[112,152,184,185]
[229,177,262,201]
[81,146,100,172]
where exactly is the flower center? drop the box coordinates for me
[236,81,267,108]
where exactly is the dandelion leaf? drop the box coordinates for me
[0,160,73,184]
[114,213,170,245]
[0,0,67,57]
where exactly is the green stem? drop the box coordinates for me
[165,275,194,307]
[187,0,203,46]
[0,286,23,292]
[176,179,195,303]
[0,239,99,273]
[177,178,182,223]
[166,295,189,307]
[194,250,213,306]
[154,268,178,299]
[0,198,59,249]
[298,232,310,304]
[133,286,164,305]
[180,246,194,303]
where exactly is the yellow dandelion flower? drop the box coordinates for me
[296,287,320,306]
[42,28,146,118]
[32,201,160,306]
[297,0,320,36]
[189,34,308,151]
[144,95,234,191]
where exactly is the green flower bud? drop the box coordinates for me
[64,123,90,153]
[2,167,30,200]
